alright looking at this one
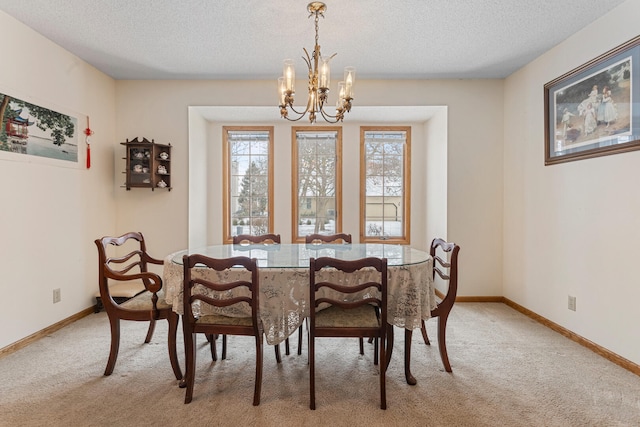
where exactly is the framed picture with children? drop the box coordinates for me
[544,34,640,165]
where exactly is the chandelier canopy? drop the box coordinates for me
[278,2,355,124]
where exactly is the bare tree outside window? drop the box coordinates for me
[292,127,342,241]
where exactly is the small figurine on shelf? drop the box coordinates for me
[157,180,167,188]
[157,165,167,174]
[133,164,143,173]
[160,152,169,160]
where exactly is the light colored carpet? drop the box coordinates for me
[1,303,639,426]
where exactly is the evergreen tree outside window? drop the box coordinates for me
[223,127,274,242]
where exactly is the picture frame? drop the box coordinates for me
[544,35,640,165]
[0,86,83,168]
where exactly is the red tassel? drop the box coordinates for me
[84,117,93,169]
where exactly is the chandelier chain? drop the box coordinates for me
[314,10,320,48]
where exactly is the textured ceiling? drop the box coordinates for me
[0,0,628,81]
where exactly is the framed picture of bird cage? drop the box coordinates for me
[544,34,640,165]
[0,89,80,166]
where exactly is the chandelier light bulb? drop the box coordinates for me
[344,67,355,99]
[283,59,295,93]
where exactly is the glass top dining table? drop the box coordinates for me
[163,242,435,385]
[169,242,431,268]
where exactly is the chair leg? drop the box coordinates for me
[297,324,304,355]
[144,318,156,343]
[359,337,364,355]
[184,332,196,404]
[385,324,394,370]
[285,337,290,355]
[104,317,121,376]
[374,337,379,365]
[167,314,183,380]
[369,306,379,357]
[437,315,452,372]
[207,334,218,361]
[309,332,315,410]
[421,319,431,345]
[379,334,387,410]
[253,333,264,406]
[222,335,227,360]
[274,343,282,364]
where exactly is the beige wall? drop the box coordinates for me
[0,11,117,348]
[504,0,639,363]
[425,108,449,257]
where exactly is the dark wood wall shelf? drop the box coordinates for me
[121,137,172,191]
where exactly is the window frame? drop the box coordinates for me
[291,126,343,243]
[359,126,411,244]
[222,126,274,243]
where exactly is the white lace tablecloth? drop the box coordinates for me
[163,249,434,346]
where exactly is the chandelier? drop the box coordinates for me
[278,2,355,124]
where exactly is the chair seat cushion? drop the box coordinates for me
[120,290,171,311]
[95,280,146,298]
[315,305,379,328]
[197,314,253,327]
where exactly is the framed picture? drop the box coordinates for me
[0,87,82,168]
[544,35,640,165]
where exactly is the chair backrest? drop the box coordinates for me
[430,238,460,317]
[94,231,163,316]
[305,233,352,244]
[233,234,281,245]
[182,254,260,332]
[309,256,387,325]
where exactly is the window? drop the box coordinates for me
[292,127,342,242]
[360,127,411,243]
[223,127,274,243]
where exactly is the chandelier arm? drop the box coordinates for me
[302,49,312,70]
[316,95,336,119]
[282,113,310,122]
[318,113,339,124]
[316,93,339,120]
[287,103,311,116]
[318,106,340,122]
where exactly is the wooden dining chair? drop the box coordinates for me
[228,233,290,363]
[207,234,281,360]
[234,233,281,245]
[303,233,373,358]
[309,256,388,410]
[94,232,182,381]
[420,238,460,372]
[182,254,263,405]
[305,233,352,244]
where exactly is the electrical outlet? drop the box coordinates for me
[53,288,61,304]
[568,295,576,311]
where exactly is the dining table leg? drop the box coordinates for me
[404,329,417,385]
[385,325,417,385]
